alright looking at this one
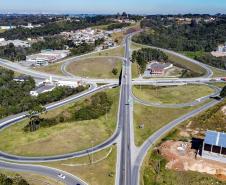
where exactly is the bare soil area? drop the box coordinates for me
[159,140,226,181]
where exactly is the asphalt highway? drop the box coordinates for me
[118,34,133,185]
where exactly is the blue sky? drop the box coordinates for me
[0,0,226,14]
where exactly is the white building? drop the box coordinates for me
[211,43,226,57]
[0,39,30,48]
[30,78,82,96]
[26,50,70,66]
[202,130,226,163]
[218,44,226,53]
[0,26,16,30]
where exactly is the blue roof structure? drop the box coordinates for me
[204,130,226,148]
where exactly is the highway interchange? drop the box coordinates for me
[0,31,225,185]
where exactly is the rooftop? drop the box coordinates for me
[204,130,226,148]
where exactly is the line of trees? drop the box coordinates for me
[24,91,113,132]
[0,67,87,118]
[107,23,131,31]
[132,48,168,73]
[74,92,113,121]
[0,16,115,40]
[134,18,226,52]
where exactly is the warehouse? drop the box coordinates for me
[202,130,226,163]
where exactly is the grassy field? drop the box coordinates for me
[210,82,226,88]
[131,42,144,51]
[210,66,226,77]
[132,62,140,78]
[0,88,119,156]
[112,31,124,45]
[166,52,206,76]
[140,148,226,185]
[42,147,116,185]
[35,62,64,75]
[67,57,122,78]
[133,99,211,146]
[0,169,64,185]
[133,85,214,104]
[35,46,125,76]
[90,46,124,57]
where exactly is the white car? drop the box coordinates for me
[58,173,66,179]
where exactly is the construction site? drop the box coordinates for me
[159,140,226,181]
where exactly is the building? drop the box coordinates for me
[217,44,226,53]
[211,43,226,57]
[30,84,55,96]
[202,130,226,163]
[30,77,82,96]
[0,26,16,30]
[0,38,30,48]
[144,61,173,77]
[26,50,70,66]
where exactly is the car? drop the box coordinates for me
[58,173,66,179]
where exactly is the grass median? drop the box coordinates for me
[0,88,119,157]
[132,84,214,104]
[133,99,211,146]
[67,57,122,79]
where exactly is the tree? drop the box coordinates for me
[220,85,226,98]
[26,105,46,132]
[112,68,118,75]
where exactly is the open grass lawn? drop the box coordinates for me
[0,88,119,156]
[210,66,226,77]
[133,85,214,104]
[166,52,206,76]
[132,62,140,78]
[0,169,64,185]
[131,42,144,51]
[140,149,226,185]
[35,62,64,75]
[67,57,122,78]
[35,47,124,76]
[42,147,116,185]
[133,100,210,146]
[210,82,226,88]
[90,46,125,57]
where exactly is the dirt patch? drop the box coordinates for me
[159,140,226,180]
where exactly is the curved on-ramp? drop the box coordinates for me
[0,160,88,185]
[0,83,121,163]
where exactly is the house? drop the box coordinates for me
[145,61,173,76]
[202,130,226,163]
